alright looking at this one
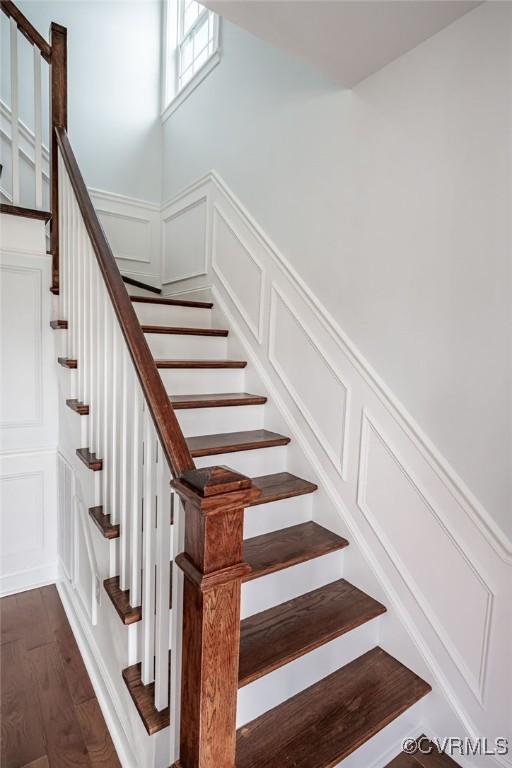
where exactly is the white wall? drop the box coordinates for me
[0,214,59,595]
[161,2,512,539]
[9,0,163,203]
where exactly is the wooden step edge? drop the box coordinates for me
[243,522,349,582]
[238,579,387,687]
[50,319,68,330]
[130,295,213,309]
[250,472,318,507]
[169,393,268,410]
[76,447,103,471]
[122,656,171,735]
[104,577,142,625]
[104,570,172,626]
[66,398,89,416]
[235,647,432,768]
[156,359,247,369]
[187,430,291,459]
[88,506,119,539]
[58,357,77,369]
[0,203,51,222]
[121,275,161,294]
[141,325,228,337]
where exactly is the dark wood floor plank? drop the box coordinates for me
[76,698,121,767]
[0,640,46,768]
[40,585,95,705]
[239,579,386,686]
[236,647,431,768]
[19,757,50,768]
[15,589,53,651]
[243,522,348,581]
[0,594,21,645]
[28,643,91,767]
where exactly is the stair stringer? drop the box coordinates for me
[158,171,510,766]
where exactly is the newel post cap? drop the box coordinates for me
[172,465,262,511]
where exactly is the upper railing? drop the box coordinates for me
[1,0,66,292]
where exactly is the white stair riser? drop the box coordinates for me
[176,404,265,437]
[193,445,287,476]
[159,367,245,394]
[145,333,227,360]
[236,619,380,727]
[132,302,212,328]
[243,495,313,538]
[336,699,426,768]
[241,549,345,618]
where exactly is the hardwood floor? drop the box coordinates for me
[0,585,121,768]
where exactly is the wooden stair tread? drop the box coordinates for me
[66,398,89,415]
[170,393,267,409]
[239,579,386,687]
[156,359,247,369]
[0,203,51,222]
[58,357,77,369]
[121,275,161,294]
[141,325,227,336]
[88,506,119,539]
[130,295,213,309]
[104,571,172,625]
[385,738,461,767]
[250,472,318,506]
[76,448,102,471]
[243,522,348,581]
[235,647,431,768]
[122,657,170,735]
[50,319,68,329]
[186,430,290,458]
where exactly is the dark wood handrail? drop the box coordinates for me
[0,0,52,61]
[55,127,196,479]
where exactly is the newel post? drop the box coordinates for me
[49,21,67,294]
[171,466,261,768]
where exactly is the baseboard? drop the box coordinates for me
[0,559,58,597]
[57,574,139,768]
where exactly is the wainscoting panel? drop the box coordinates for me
[162,197,207,284]
[212,204,264,342]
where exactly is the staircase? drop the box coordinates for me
[1,3,447,767]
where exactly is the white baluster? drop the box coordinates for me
[33,47,43,209]
[155,440,171,711]
[130,382,144,607]
[142,409,157,685]
[119,347,131,590]
[9,19,20,205]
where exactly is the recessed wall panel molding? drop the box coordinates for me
[0,265,42,429]
[89,188,161,276]
[212,204,264,343]
[357,411,495,703]
[162,196,207,284]
[269,284,348,477]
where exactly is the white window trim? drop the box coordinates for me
[161,1,220,124]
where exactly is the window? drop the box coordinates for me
[163,0,219,119]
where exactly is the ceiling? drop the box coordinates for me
[203,0,482,87]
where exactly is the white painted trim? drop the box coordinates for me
[161,196,208,284]
[57,574,139,768]
[161,50,221,123]
[119,269,161,287]
[88,187,160,212]
[93,209,152,264]
[161,170,512,564]
[268,282,349,479]
[0,560,58,597]
[357,410,495,705]
[211,202,265,343]
[0,444,57,458]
